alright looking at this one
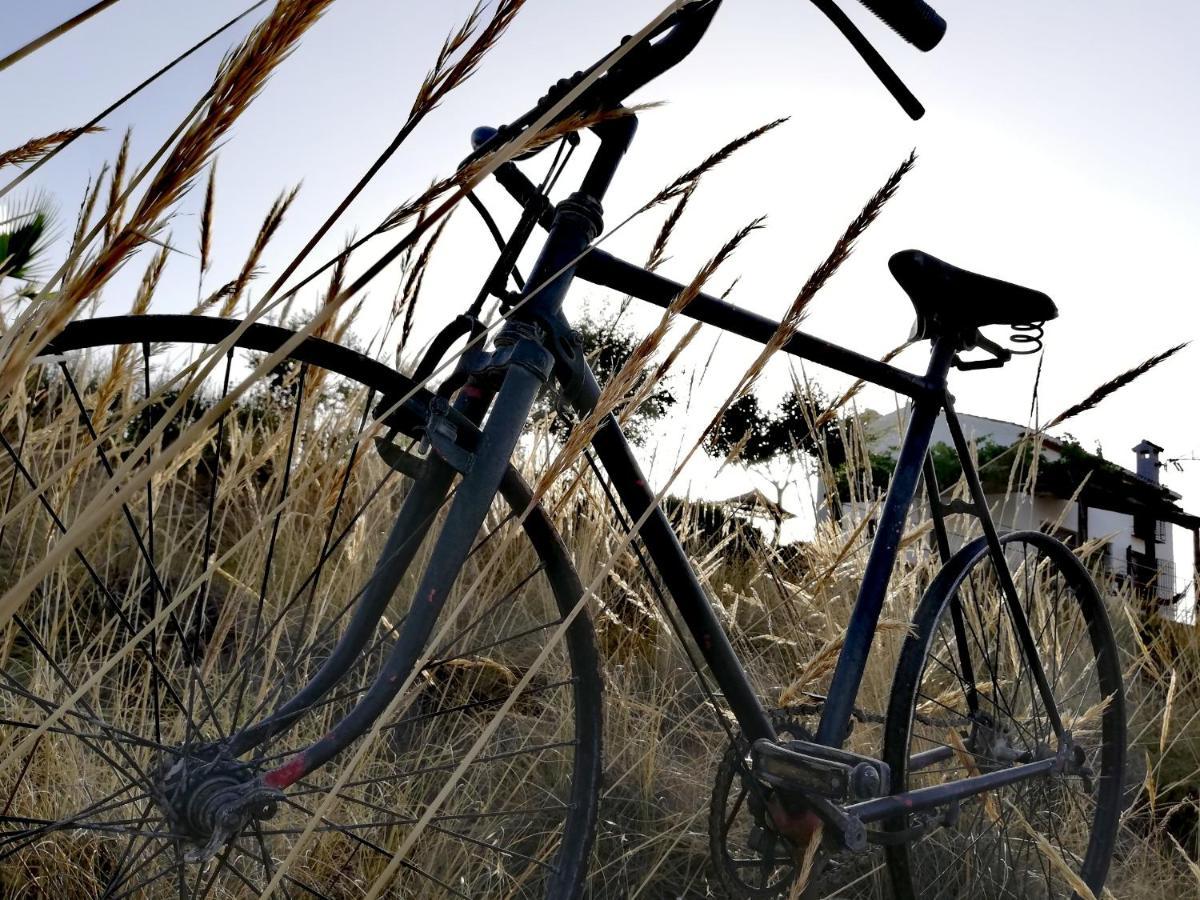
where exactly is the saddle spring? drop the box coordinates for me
[1008,321,1044,355]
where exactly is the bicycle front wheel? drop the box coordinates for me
[883,531,1125,900]
[0,316,601,898]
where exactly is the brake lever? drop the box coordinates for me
[809,0,925,120]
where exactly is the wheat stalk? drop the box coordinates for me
[787,820,824,899]
[0,0,336,402]
[198,158,217,281]
[646,183,696,272]
[0,1,272,203]
[411,0,525,115]
[702,151,917,452]
[102,128,132,246]
[397,215,453,353]
[219,185,300,317]
[1160,668,1178,753]
[130,241,168,316]
[535,218,766,498]
[191,278,239,316]
[643,117,789,211]
[810,340,913,435]
[0,0,697,669]
[68,166,108,256]
[253,0,528,316]
[1046,341,1189,428]
[0,127,104,170]
[959,339,1194,501]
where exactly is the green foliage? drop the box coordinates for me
[889,435,1118,499]
[0,193,55,285]
[704,386,845,466]
[707,382,1119,506]
[1037,437,1126,496]
[831,450,896,502]
[925,437,1013,492]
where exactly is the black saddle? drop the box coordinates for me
[888,250,1057,342]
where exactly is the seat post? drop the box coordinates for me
[924,334,958,389]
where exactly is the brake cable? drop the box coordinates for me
[465,133,576,318]
[414,136,578,386]
[464,193,524,289]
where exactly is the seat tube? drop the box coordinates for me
[814,339,956,747]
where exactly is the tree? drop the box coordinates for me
[536,309,677,445]
[701,385,849,539]
[704,384,845,467]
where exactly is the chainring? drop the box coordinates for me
[708,712,822,899]
[708,699,982,899]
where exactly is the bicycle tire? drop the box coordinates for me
[0,315,602,898]
[883,530,1125,899]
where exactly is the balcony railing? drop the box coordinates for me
[1112,549,1184,604]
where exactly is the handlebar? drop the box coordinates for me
[857,1,946,52]
[471,0,946,165]
[595,0,722,109]
[468,1,722,163]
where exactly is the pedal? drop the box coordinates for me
[752,739,890,802]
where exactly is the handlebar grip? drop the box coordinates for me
[856,0,946,51]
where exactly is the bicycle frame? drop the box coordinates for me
[497,114,1067,758]
[253,112,1067,828]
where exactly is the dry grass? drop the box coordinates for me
[2,257,1199,898]
[0,0,338,399]
[1,4,1197,898]
[0,126,105,171]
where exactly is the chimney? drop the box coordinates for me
[1132,439,1164,484]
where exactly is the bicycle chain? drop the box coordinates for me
[775,696,965,732]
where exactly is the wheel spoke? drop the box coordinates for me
[0,328,598,896]
[892,535,1122,899]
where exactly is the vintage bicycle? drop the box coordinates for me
[0,1,1124,897]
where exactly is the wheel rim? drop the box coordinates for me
[0,317,600,898]
[887,532,1125,900]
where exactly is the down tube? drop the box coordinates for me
[587,414,776,742]
[813,392,944,747]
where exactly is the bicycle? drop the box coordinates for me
[0,1,1125,897]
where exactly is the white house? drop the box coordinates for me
[830,408,1200,619]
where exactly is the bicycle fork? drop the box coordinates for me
[252,333,554,790]
[168,327,555,846]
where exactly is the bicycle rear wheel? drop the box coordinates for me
[0,316,601,898]
[883,531,1125,899]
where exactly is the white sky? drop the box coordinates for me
[4,0,1198,582]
